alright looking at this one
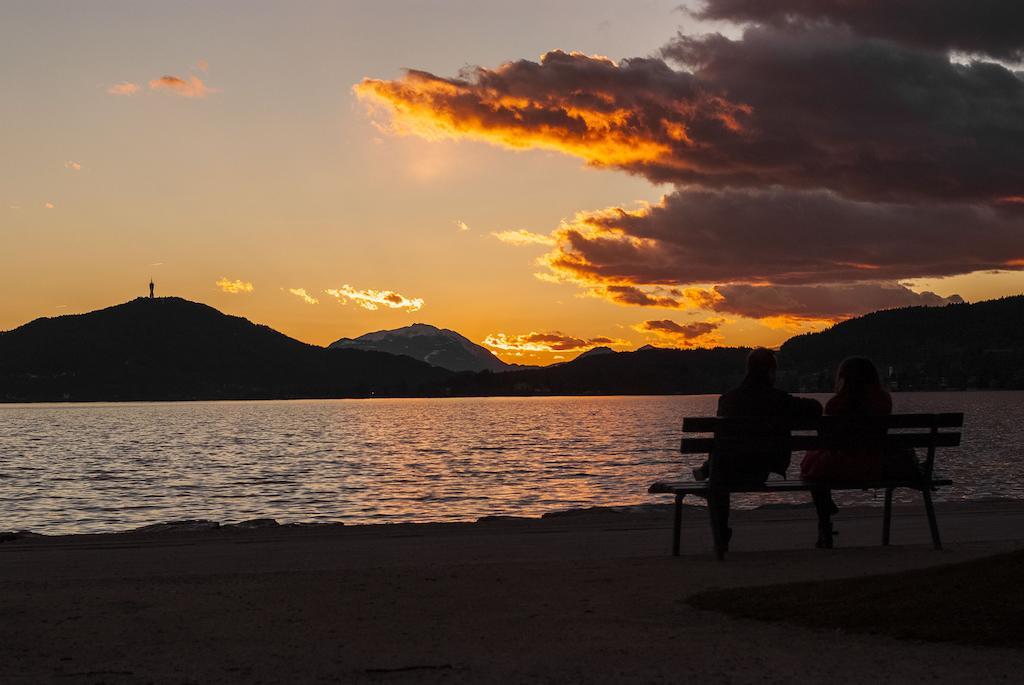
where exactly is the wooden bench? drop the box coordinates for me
[649,413,962,558]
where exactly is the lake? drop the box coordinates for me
[2,392,1021,534]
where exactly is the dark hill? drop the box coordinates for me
[0,298,451,401]
[779,295,1024,390]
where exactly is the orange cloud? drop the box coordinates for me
[64,161,82,171]
[149,74,217,98]
[215,278,253,294]
[456,220,471,232]
[582,280,960,322]
[106,81,139,96]
[325,285,423,312]
[288,288,319,305]
[633,318,724,347]
[483,331,626,353]
[757,315,837,332]
[588,284,719,309]
[354,50,749,173]
[492,229,556,246]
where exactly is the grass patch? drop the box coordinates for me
[687,550,1024,648]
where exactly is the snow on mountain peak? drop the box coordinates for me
[328,323,509,373]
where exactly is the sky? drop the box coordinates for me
[2,0,1023,365]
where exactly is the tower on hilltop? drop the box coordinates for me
[149,279,155,299]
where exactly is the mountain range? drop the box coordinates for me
[329,323,511,372]
[1,294,1022,401]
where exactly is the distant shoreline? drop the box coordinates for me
[6,296,1023,400]
[3,387,1021,406]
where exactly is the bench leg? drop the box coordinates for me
[882,488,893,546]
[922,487,942,550]
[673,493,683,557]
[707,496,725,561]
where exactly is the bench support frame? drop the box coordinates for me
[665,482,948,557]
[672,493,683,557]
[654,413,960,558]
[882,488,893,545]
[922,487,942,550]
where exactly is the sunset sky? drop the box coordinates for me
[3,1,1023,364]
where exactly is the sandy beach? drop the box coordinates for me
[2,500,1023,683]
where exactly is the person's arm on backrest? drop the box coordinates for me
[710,391,736,484]
[717,390,735,417]
[878,391,893,415]
[789,394,823,420]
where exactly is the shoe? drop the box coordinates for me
[815,522,836,549]
[714,527,733,560]
[692,465,708,482]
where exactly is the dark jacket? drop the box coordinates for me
[714,377,823,482]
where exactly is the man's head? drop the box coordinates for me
[746,347,777,385]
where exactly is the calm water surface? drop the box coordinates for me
[2,392,1022,534]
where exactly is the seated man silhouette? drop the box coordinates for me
[694,348,822,554]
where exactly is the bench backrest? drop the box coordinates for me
[681,413,963,480]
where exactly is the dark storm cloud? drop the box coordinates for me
[659,24,1024,201]
[357,10,1024,324]
[359,31,1024,202]
[694,0,1024,60]
[710,282,963,320]
[547,189,1024,286]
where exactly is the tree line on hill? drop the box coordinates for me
[778,296,1024,391]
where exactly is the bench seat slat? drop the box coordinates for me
[681,432,960,454]
[682,412,964,433]
[648,478,953,495]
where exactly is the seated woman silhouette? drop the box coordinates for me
[800,357,895,548]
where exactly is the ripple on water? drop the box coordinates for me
[1,392,1022,533]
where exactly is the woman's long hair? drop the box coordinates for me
[834,356,886,410]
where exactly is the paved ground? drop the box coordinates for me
[2,501,1022,683]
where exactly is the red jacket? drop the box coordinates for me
[800,388,892,482]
